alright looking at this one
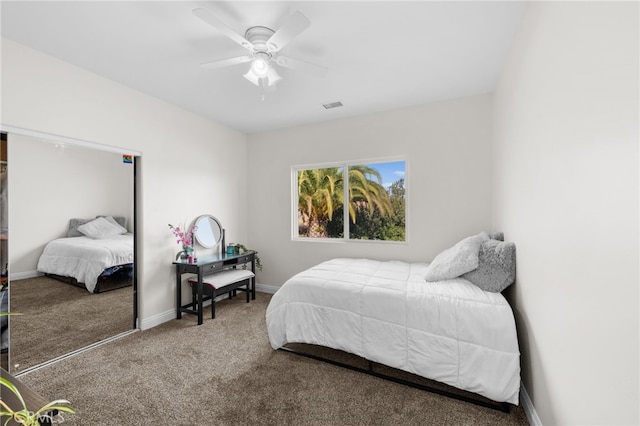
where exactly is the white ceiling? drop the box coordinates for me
[0,1,527,134]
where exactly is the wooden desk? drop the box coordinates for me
[174,251,256,325]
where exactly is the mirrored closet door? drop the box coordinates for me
[1,133,8,371]
[3,131,138,374]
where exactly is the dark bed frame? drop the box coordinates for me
[46,264,133,294]
[279,344,511,413]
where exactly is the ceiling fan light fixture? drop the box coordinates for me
[251,52,270,78]
[266,67,282,86]
[243,70,260,86]
[244,52,282,87]
[244,65,281,87]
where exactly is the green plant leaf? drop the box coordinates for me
[10,409,33,426]
[0,376,27,409]
[1,376,74,425]
[35,399,75,415]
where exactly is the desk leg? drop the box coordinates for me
[176,267,182,320]
[251,257,256,300]
[197,270,204,325]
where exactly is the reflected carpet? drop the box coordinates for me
[9,276,133,372]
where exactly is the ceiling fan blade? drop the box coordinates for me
[275,56,328,77]
[266,11,310,52]
[193,8,254,50]
[201,56,253,70]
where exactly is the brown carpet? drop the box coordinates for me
[19,293,528,425]
[9,276,133,372]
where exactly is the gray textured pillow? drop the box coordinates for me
[462,239,516,292]
[424,232,489,282]
[67,218,93,237]
[488,231,504,241]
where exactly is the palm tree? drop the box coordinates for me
[297,165,393,238]
[346,165,392,224]
[297,167,342,237]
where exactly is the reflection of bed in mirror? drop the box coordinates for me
[36,216,133,293]
[6,129,137,374]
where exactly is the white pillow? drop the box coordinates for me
[424,232,489,282]
[77,217,126,239]
[102,215,128,234]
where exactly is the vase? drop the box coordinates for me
[177,245,194,262]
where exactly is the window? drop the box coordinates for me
[294,160,406,242]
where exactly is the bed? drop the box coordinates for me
[266,232,520,407]
[37,216,133,293]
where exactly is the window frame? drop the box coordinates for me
[292,157,408,244]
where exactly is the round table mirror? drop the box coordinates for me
[193,215,223,248]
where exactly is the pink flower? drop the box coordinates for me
[168,223,197,247]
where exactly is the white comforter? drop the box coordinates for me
[266,258,520,404]
[37,234,133,293]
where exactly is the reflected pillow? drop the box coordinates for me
[77,217,126,239]
[462,239,516,292]
[67,218,93,237]
[96,215,127,230]
[99,215,128,234]
[424,232,489,282]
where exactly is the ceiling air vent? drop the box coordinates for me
[323,101,343,109]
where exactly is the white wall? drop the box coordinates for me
[1,38,249,325]
[493,2,639,425]
[8,134,133,275]
[248,95,494,287]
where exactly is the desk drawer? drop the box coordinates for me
[237,254,253,264]
[202,263,222,274]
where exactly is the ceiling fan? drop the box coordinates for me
[193,8,328,91]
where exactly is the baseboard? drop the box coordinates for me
[139,298,215,330]
[10,270,42,280]
[520,382,542,426]
[256,283,279,294]
[139,308,176,330]
[140,287,275,330]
